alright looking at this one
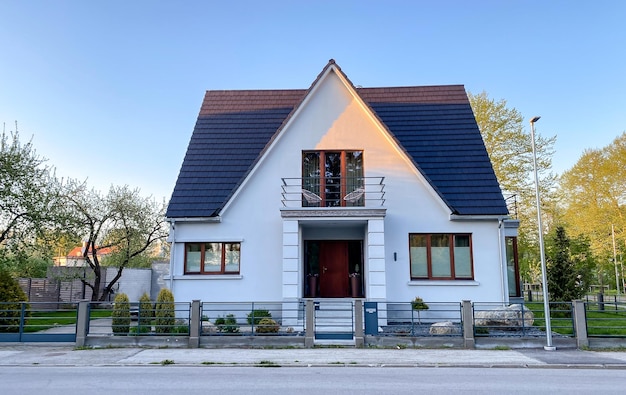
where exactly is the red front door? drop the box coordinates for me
[319,241,349,298]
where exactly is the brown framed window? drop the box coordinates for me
[409,234,473,280]
[506,236,520,297]
[184,242,240,274]
[302,150,364,207]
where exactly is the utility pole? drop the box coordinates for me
[612,224,619,295]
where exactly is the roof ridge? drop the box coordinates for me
[204,88,306,93]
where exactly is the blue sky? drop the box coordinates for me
[1,1,625,201]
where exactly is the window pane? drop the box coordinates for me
[454,235,472,278]
[345,151,364,207]
[224,243,240,273]
[431,235,451,277]
[302,152,321,207]
[409,235,428,277]
[186,244,202,273]
[204,243,222,272]
[506,237,518,296]
[324,152,342,206]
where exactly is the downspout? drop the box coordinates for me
[497,217,507,305]
[168,220,175,292]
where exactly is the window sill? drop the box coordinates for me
[408,280,479,286]
[174,275,243,280]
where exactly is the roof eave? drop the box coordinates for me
[166,216,222,223]
[449,214,510,221]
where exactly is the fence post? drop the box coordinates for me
[572,300,588,349]
[305,300,314,348]
[189,300,201,348]
[461,300,475,349]
[75,300,90,347]
[354,299,364,348]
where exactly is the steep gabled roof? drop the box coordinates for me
[166,63,508,218]
[358,86,507,215]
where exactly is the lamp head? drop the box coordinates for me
[530,116,541,124]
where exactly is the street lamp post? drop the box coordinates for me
[530,116,556,351]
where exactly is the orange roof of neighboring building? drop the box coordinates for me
[67,246,115,257]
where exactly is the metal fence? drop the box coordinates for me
[201,301,305,337]
[585,301,626,337]
[472,302,574,337]
[376,302,463,337]
[313,300,354,340]
[523,286,626,305]
[0,301,78,342]
[86,301,191,337]
[2,299,626,344]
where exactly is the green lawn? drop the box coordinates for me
[525,302,626,337]
[585,307,626,336]
[23,309,112,332]
[524,303,575,335]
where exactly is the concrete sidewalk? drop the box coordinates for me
[1,345,626,368]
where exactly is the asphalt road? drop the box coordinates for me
[1,366,625,394]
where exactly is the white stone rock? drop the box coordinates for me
[429,321,461,335]
[474,304,534,328]
[201,321,217,334]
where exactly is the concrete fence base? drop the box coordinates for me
[74,299,622,350]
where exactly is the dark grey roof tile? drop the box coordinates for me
[166,82,508,217]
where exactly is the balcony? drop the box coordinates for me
[503,191,519,219]
[281,177,385,208]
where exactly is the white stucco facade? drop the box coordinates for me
[167,66,513,305]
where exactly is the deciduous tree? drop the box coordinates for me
[559,132,626,287]
[64,184,167,301]
[0,126,62,249]
[469,92,558,283]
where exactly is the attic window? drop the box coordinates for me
[302,150,364,207]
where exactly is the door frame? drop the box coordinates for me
[304,240,363,298]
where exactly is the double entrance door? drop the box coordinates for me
[305,240,363,298]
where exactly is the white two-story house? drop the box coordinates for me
[166,60,520,308]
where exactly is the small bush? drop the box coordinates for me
[214,314,239,333]
[155,288,175,334]
[138,292,153,331]
[256,317,279,334]
[112,293,131,335]
[130,325,150,335]
[0,270,28,333]
[247,309,272,325]
[411,297,429,311]
[172,319,189,334]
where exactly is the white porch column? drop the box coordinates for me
[367,218,387,300]
[281,219,300,327]
[282,219,300,299]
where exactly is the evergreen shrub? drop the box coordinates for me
[112,293,131,335]
[214,314,239,333]
[256,317,279,334]
[0,270,28,333]
[247,309,272,325]
[155,288,175,334]
[138,292,153,331]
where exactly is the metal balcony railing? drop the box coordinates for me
[281,177,385,208]
[503,191,519,219]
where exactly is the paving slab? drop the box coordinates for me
[519,349,626,367]
[1,345,626,369]
[115,348,545,367]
